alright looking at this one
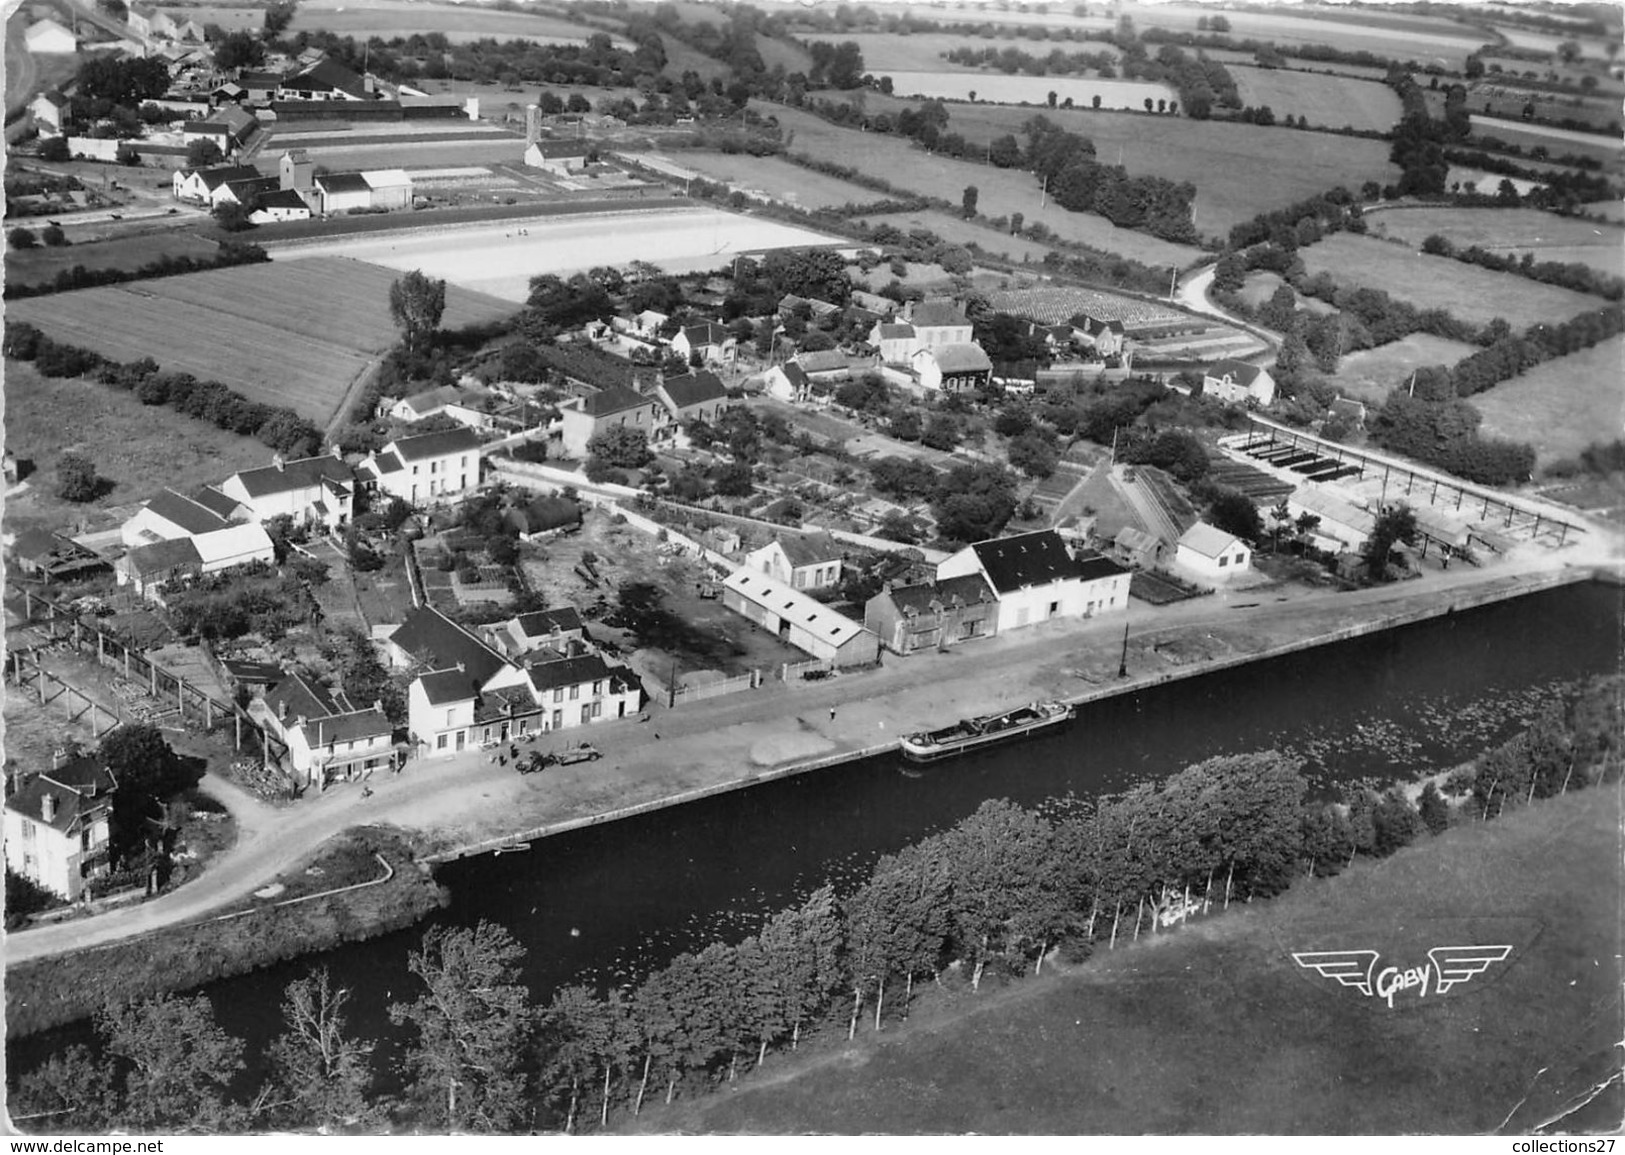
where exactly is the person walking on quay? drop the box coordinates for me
[829,706,836,722]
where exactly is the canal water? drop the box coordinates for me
[8,581,1622,1083]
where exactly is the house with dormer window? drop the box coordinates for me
[3,754,116,901]
[864,573,999,654]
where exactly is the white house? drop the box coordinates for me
[25,18,77,53]
[630,309,668,338]
[1202,360,1276,407]
[744,533,845,592]
[559,385,667,459]
[4,756,116,902]
[30,90,68,135]
[904,298,972,352]
[1175,521,1252,583]
[121,488,237,548]
[525,140,591,175]
[869,321,917,363]
[763,360,811,403]
[935,529,1130,633]
[362,427,482,505]
[1071,313,1126,358]
[172,163,261,203]
[255,671,397,787]
[218,450,355,531]
[249,188,312,224]
[657,371,732,433]
[913,343,993,393]
[671,322,735,366]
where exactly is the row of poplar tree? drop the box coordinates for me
[13,676,1618,1134]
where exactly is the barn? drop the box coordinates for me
[721,569,879,669]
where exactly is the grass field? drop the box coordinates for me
[765,104,1205,264]
[1298,233,1605,328]
[5,258,517,424]
[864,208,1120,266]
[1469,115,1623,164]
[1228,65,1401,133]
[838,31,1119,74]
[1,361,273,536]
[659,152,899,210]
[641,786,1621,1134]
[1365,206,1625,279]
[1471,335,1625,467]
[1323,334,1483,404]
[3,232,222,291]
[803,95,1398,238]
[291,0,617,45]
[883,71,1176,110]
[1237,271,1335,315]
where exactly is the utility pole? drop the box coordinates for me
[1117,619,1130,678]
[1040,172,1048,209]
[1167,265,1177,302]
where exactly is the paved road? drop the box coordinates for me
[1175,264,1281,365]
[7,541,1614,966]
[4,16,37,121]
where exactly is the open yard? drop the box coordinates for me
[1228,65,1401,133]
[1470,335,1625,468]
[270,208,844,300]
[1,361,273,536]
[291,0,619,45]
[1365,206,1625,278]
[763,104,1205,264]
[1297,233,1607,328]
[800,96,1398,239]
[5,257,516,424]
[645,786,1621,1134]
[1323,334,1483,405]
[3,232,222,292]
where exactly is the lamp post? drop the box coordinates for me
[1117,619,1130,679]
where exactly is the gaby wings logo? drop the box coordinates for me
[1292,945,1514,1009]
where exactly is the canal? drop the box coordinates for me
[8,580,1622,1083]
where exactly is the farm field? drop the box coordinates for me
[1297,233,1605,328]
[3,232,221,291]
[838,31,1118,74]
[882,71,1175,110]
[1227,65,1400,133]
[290,0,618,45]
[1471,335,1625,468]
[1447,81,1621,133]
[804,95,1398,238]
[1446,166,1545,198]
[1201,48,1393,81]
[643,787,1621,1135]
[763,105,1205,265]
[646,152,895,210]
[1469,115,1623,163]
[1323,334,1483,405]
[0,361,272,536]
[5,258,517,424]
[1488,24,1619,60]
[1364,206,1624,278]
[1236,271,1334,315]
[864,209,1087,266]
[270,208,844,299]
[754,32,812,76]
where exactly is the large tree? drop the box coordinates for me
[1362,503,1419,581]
[99,724,203,864]
[390,922,534,1132]
[256,969,379,1131]
[586,424,653,469]
[55,452,101,503]
[99,994,246,1133]
[388,270,448,356]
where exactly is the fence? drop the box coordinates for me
[779,657,832,682]
[670,669,761,707]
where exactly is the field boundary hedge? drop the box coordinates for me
[5,240,270,299]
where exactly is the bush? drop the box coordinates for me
[40,224,67,247]
[56,453,101,503]
[8,226,38,249]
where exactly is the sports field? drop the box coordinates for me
[642,787,1621,1134]
[270,208,845,300]
[1365,206,1624,279]
[1298,233,1605,327]
[763,105,1206,264]
[1323,334,1483,405]
[1228,65,1401,133]
[802,96,1398,238]
[5,258,517,424]
[1471,335,1625,467]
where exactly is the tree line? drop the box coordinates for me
[4,241,269,301]
[1419,233,1624,301]
[3,320,324,460]
[17,678,1618,1134]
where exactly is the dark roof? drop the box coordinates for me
[778,361,809,388]
[190,485,244,519]
[507,496,582,535]
[418,667,479,705]
[527,652,613,692]
[531,140,591,158]
[796,350,850,374]
[580,385,655,418]
[252,188,309,211]
[679,322,729,347]
[301,707,391,746]
[371,450,404,475]
[196,164,261,190]
[910,299,969,329]
[231,454,353,498]
[223,176,279,200]
[316,171,371,194]
[928,343,992,373]
[239,69,284,86]
[5,760,117,835]
[967,530,1114,593]
[661,371,727,409]
[286,58,368,99]
[38,89,68,107]
[1075,550,1132,581]
[882,573,996,615]
[875,323,915,340]
[390,427,481,462]
[513,606,584,637]
[391,606,506,687]
[125,536,202,574]
[220,658,283,684]
[145,489,231,535]
[1206,358,1265,386]
[264,670,344,723]
[774,533,843,569]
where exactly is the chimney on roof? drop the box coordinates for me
[51,747,69,770]
[278,699,288,721]
[374,698,384,714]
[272,452,285,471]
[456,661,466,673]
[330,443,342,459]
[41,793,57,824]
[295,714,307,729]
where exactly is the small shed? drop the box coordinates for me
[1175,521,1251,583]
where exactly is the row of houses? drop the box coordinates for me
[559,371,734,458]
[173,149,412,221]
